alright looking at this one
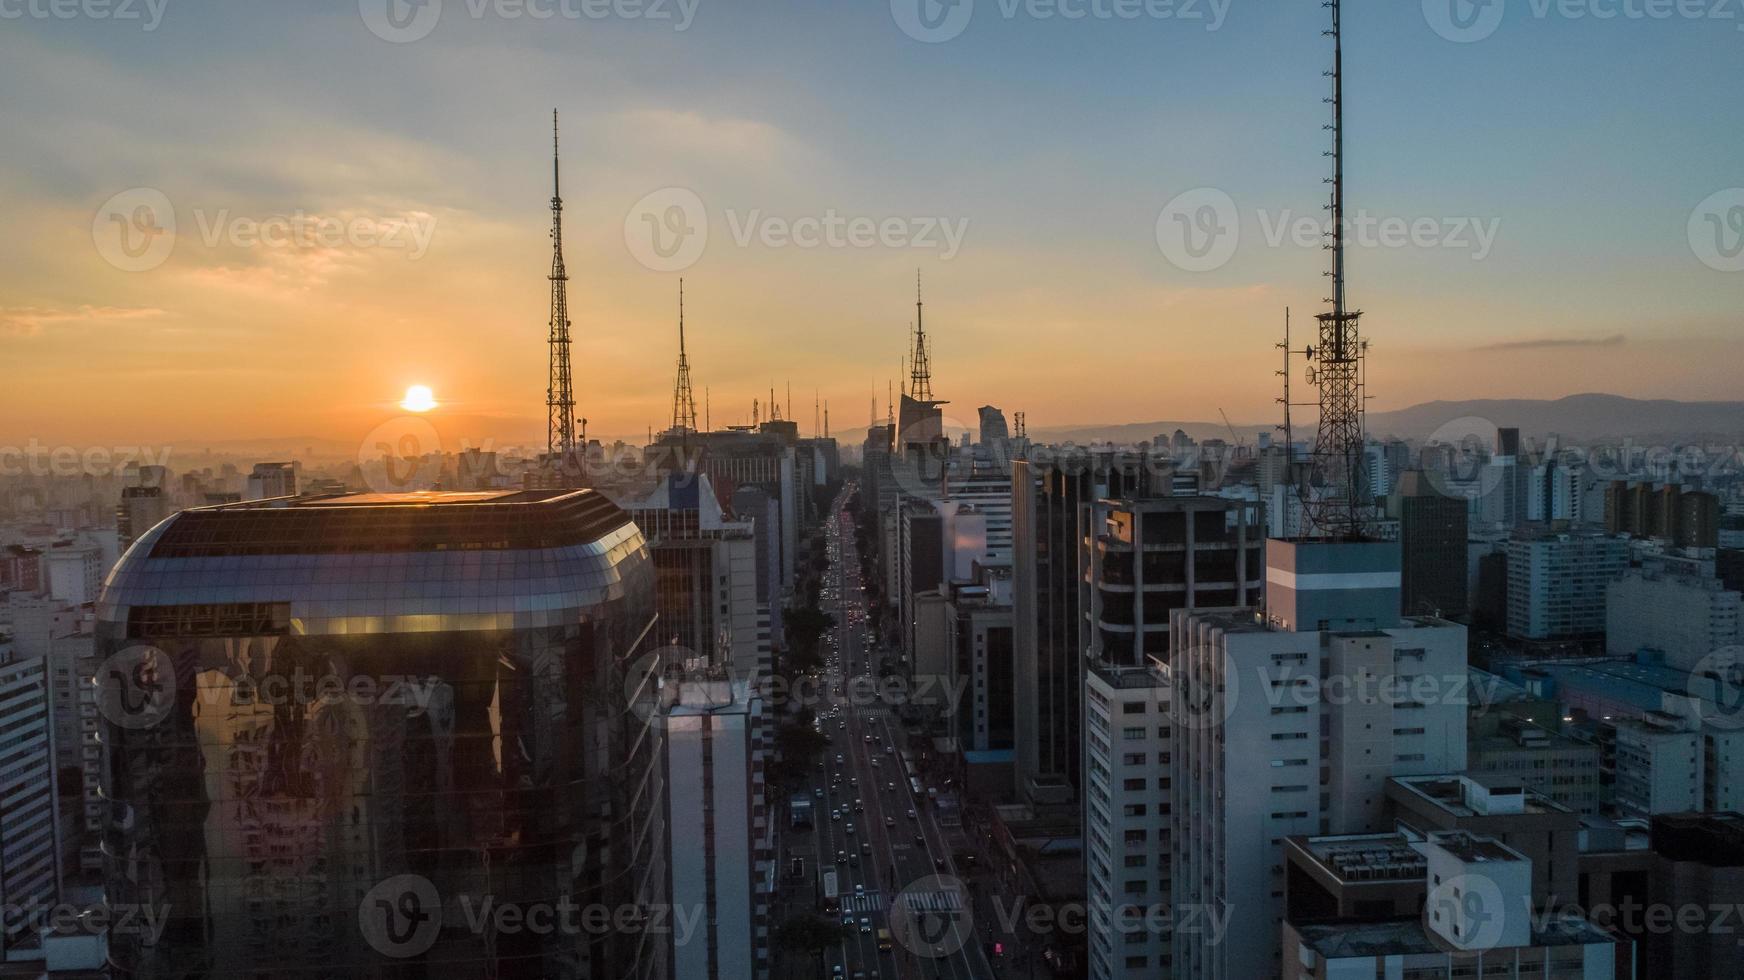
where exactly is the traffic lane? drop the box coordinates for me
[876,717,982,980]
[846,681,914,980]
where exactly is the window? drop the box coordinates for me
[1122,753,1145,765]
[1122,702,1146,715]
[1122,727,1145,740]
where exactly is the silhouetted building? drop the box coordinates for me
[1386,471,1470,619]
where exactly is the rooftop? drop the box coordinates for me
[1295,915,1613,960]
[141,489,631,557]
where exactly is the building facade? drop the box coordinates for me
[95,490,667,980]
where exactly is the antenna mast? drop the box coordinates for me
[1303,0,1371,540]
[546,109,577,458]
[910,271,934,401]
[671,278,698,436]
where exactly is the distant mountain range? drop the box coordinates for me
[1030,395,1744,446]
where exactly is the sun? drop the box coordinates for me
[399,385,438,413]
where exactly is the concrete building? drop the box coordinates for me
[1171,539,1469,980]
[1084,494,1264,667]
[1506,529,1628,641]
[1385,471,1470,619]
[43,545,102,607]
[620,472,764,677]
[663,674,771,980]
[117,485,173,548]
[0,634,63,959]
[243,461,297,500]
[95,489,668,979]
[1646,811,1744,978]
[1466,717,1603,816]
[1011,451,1154,804]
[1282,829,1616,980]
[1386,775,1583,908]
[1613,714,1703,816]
[1606,561,1742,671]
[1082,660,1171,980]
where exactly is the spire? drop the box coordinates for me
[1303,0,1370,540]
[671,279,698,435]
[546,109,577,459]
[909,271,934,402]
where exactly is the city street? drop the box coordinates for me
[782,485,997,980]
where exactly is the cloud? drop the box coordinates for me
[0,305,168,337]
[1477,334,1626,352]
[610,109,805,165]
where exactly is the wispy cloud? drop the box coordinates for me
[0,305,168,337]
[1478,334,1626,352]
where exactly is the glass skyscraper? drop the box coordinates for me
[95,490,667,980]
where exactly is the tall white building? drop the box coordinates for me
[662,675,771,980]
[1506,529,1628,641]
[1083,661,1171,980]
[0,635,62,957]
[1606,561,1742,671]
[1171,540,1468,980]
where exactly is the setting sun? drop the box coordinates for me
[399,384,437,413]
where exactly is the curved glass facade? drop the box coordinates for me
[95,491,665,980]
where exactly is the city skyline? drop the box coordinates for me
[4,1,1742,447]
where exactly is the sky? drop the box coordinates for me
[1,0,1740,454]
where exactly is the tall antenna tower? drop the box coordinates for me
[910,271,934,401]
[546,110,577,459]
[1302,0,1371,539]
[671,279,698,435]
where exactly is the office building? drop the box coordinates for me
[243,461,298,500]
[1606,561,1742,671]
[663,673,771,980]
[1281,830,1616,980]
[1171,539,1468,980]
[1385,470,1470,619]
[117,485,173,548]
[1082,660,1171,980]
[1012,451,1152,803]
[910,566,1014,751]
[1466,717,1603,816]
[1084,494,1264,666]
[1506,529,1628,642]
[620,472,763,676]
[95,489,667,979]
[1646,811,1744,978]
[0,634,62,959]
